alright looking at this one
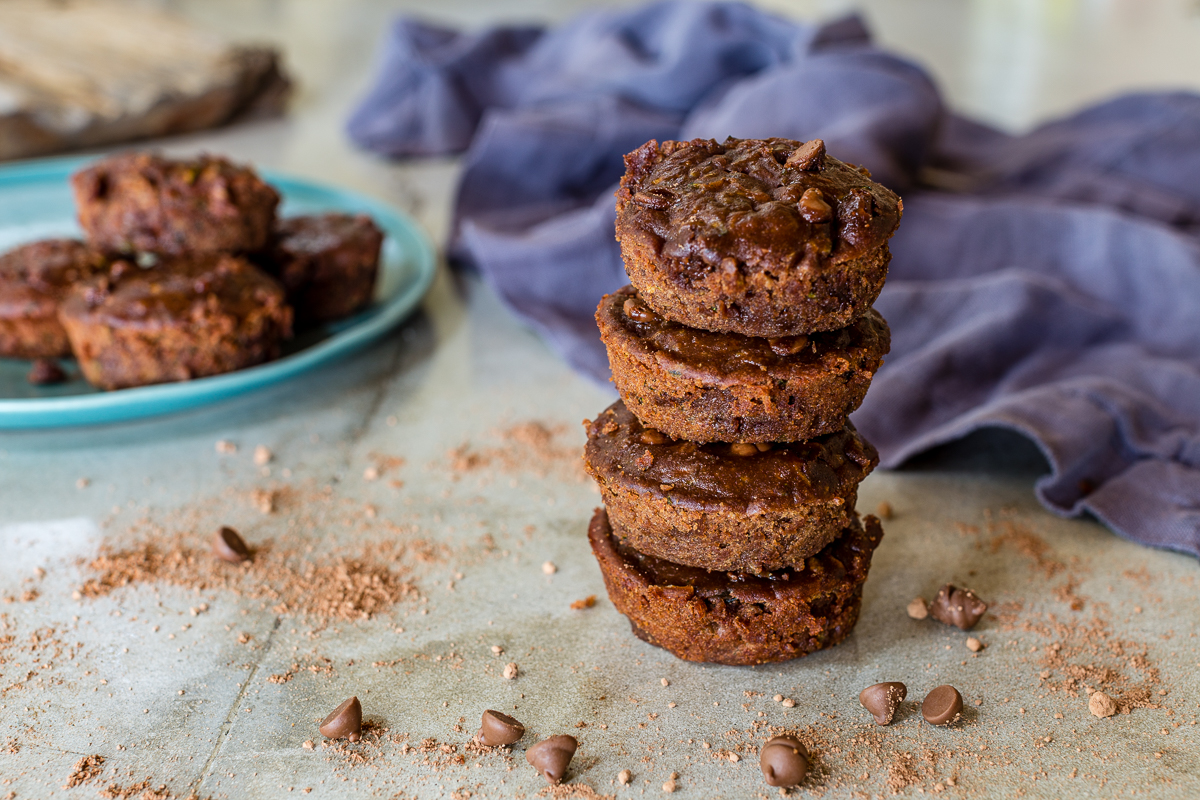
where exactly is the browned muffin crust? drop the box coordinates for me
[71,153,280,256]
[598,286,890,443]
[0,239,109,358]
[615,137,901,337]
[266,213,383,324]
[589,507,883,665]
[583,400,878,573]
[59,254,292,390]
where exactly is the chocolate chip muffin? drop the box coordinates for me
[0,239,109,358]
[583,401,878,574]
[589,507,883,665]
[71,153,279,256]
[615,137,901,337]
[598,286,890,443]
[59,254,292,390]
[265,213,383,324]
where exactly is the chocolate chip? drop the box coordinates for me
[212,526,251,563]
[759,735,808,787]
[798,188,832,223]
[929,584,987,630]
[623,296,659,323]
[632,189,672,209]
[730,443,758,457]
[922,685,963,726]
[785,139,826,171]
[767,335,808,356]
[526,734,577,784]
[477,709,525,746]
[27,358,67,385]
[319,696,362,741]
[859,682,907,726]
[638,428,669,445]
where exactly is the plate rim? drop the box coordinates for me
[0,156,438,430]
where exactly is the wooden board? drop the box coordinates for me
[0,0,290,161]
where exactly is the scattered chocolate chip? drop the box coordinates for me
[906,597,928,620]
[27,358,67,385]
[798,188,833,223]
[922,685,963,726]
[859,682,907,726]
[929,584,988,630]
[767,335,808,356]
[319,696,362,741]
[1089,691,1118,719]
[477,709,525,746]
[212,526,251,563]
[729,443,758,457]
[785,139,826,171]
[760,735,808,787]
[526,734,577,784]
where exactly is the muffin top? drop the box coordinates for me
[617,137,902,274]
[584,400,878,514]
[597,285,890,387]
[60,253,288,331]
[606,512,877,598]
[0,239,109,319]
[274,213,382,257]
[71,153,280,255]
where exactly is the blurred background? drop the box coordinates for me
[4,0,1199,186]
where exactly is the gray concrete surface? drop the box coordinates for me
[2,1,1199,797]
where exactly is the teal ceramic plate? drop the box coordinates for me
[0,156,437,429]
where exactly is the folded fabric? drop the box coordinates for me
[348,1,1200,557]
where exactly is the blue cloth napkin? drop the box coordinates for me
[348,1,1200,557]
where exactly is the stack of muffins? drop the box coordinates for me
[583,137,903,666]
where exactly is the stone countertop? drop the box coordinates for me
[1,2,1198,798]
